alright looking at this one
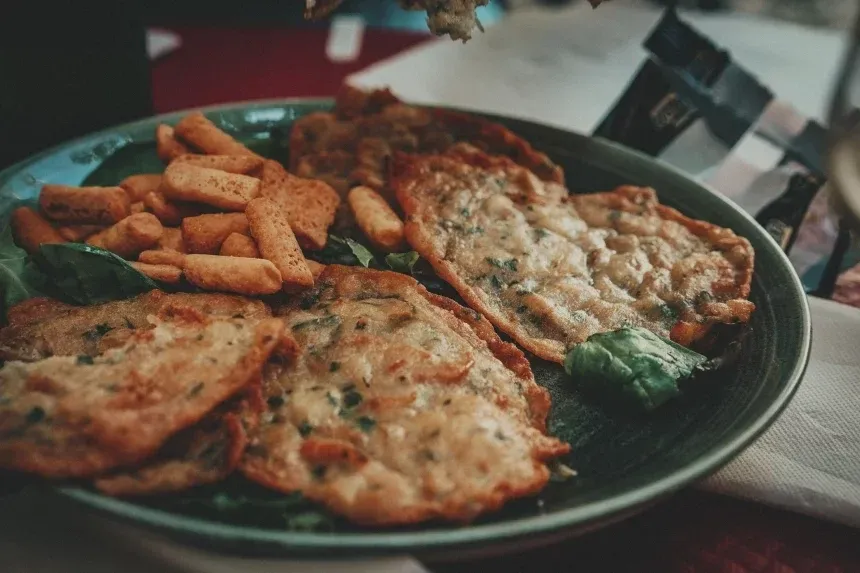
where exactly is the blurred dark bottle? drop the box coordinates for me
[0,1,152,169]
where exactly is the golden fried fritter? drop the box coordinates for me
[240,265,568,525]
[0,312,286,478]
[0,290,269,362]
[289,85,562,231]
[393,149,755,363]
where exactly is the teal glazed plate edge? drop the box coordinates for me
[0,99,811,559]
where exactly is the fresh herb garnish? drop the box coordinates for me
[83,323,114,342]
[267,395,285,409]
[298,421,314,437]
[285,511,334,532]
[76,355,94,365]
[292,315,341,331]
[26,406,45,424]
[0,224,45,319]
[35,243,158,305]
[385,251,420,274]
[563,327,708,411]
[489,275,505,290]
[356,416,376,433]
[487,257,518,272]
[342,389,363,409]
[329,361,341,372]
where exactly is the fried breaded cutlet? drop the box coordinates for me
[289,85,562,231]
[0,311,286,478]
[0,290,269,362]
[392,148,755,364]
[240,265,569,525]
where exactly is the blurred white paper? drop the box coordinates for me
[350,3,846,131]
[146,29,182,61]
[702,297,860,529]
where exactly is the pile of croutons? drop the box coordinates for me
[11,112,407,296]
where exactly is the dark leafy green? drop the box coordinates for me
[0,225,45,318]
[35,243,158,305]
[311,235,376,268]
[563,327,708,411]
[385,251,420,274]
[342,237,374,267]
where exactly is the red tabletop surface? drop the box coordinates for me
[149,25,860,572]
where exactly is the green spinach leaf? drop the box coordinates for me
[35,243,158,305]
[0,225,45,318]
[563,327,708,411]
[311,235,376,268]
[385,251,420,274]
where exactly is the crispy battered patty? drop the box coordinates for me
[240,265,569,525]
[0,290,269,362]
[0,311,285,478]
[289,86,562,231]
[393,149,755,363]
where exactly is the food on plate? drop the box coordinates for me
[220,232,260,258]
[0,290,270,362]
[0,89,756,529]
[119,174,163,202]
[155,124,191,162]
[157,227,186,252]
[246,198,315,289]
[393,149,755,363]
[183,254,283,296]
[172,153,264,175]
[174,112,262,159]
[94,396,256,496]
[258,160,341,251]
[10,206,64,255]
[161,162,261,211]
[240,265,569,525]
[563,327,709,411]
[39,184,131,224]
[347,185,406,252]
[86,212,164,259]
[181,212,250,255]
[0,310,286,477]
[288,85,562,233]
[57,224,104,242]
[138,249,186,267]
[131,262,183,284]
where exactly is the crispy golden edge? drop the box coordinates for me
[393,152,755,363]
[93,382,266,496]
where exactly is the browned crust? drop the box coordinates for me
[430,109,565,185]
[393,151,756,363]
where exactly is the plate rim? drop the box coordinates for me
[2,98,812,553]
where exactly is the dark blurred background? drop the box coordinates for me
[0,0,852,169]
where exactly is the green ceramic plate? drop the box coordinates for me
[0,100,810,560]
